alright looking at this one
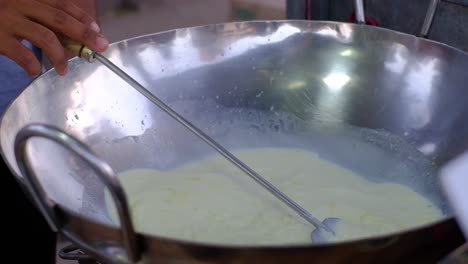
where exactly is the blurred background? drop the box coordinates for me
[96,0,286,43]
[95,0,468,52]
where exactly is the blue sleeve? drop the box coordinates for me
[0,42,42,115]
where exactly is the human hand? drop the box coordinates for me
[0,0,109,76]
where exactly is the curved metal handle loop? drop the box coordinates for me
[14,124,140,263]
[354,0,366,25]
[353,0,440,39]
[420,0,440,38]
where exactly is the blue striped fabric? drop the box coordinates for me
[0,41,42,114]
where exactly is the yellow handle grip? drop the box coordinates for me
[61,39,96,62]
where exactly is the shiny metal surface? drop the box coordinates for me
[93,51,336,237]
[1,20,468,263]
[14,124,139,262]
[440,150,468,240]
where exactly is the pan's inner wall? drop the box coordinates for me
[2,21,468,231]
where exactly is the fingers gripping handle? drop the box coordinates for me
[61,39,96,62]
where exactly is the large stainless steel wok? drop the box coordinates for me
[2,5,468,264]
